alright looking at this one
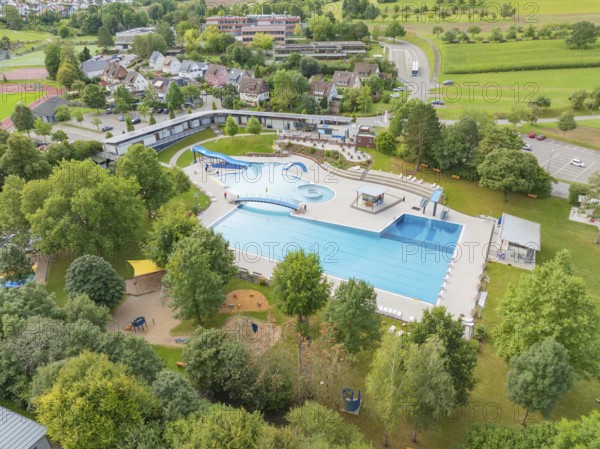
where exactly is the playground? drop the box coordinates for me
[220,289,269,313]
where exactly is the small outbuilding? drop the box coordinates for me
[355,184,387,210]
[498,213,541,265]
[30,96,69,123]
[0,406,51,449]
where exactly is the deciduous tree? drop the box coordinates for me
[403,101,441,168]
[224,115,239,137]
[65,255,125,308]
[0,133,51,180]
[246,116,262,135]
[10,102,35,136]
[557,111,577,136]
[82,83,106,112]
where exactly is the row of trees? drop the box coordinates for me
[378,100,553,200]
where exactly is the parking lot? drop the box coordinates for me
[522,134,599,184]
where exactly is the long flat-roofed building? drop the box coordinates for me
[273,41,367,61]
[101,110,352,158]
[115,27,156,51]
[205,14,301,45]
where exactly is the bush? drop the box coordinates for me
[309,146,316,154]
[569,182,589,205]
[65,255,125,308]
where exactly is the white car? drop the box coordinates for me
[393,87,405,92]
[390,93,400,98]
[570,158,585,168]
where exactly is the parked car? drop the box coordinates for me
[442,80,454,85]
[101,126,113,132]
[535,134,546,141]
[521,143,532,151]
[33,141,45,147]
[183,102,195,109]
[201,90,207,96]
[431,100,445,105]
[149,108,155,113]
[118,115,126,122]
[528,132,536,138]
[131,117,141,125]
[393,87,405,92]
[157,107,164,113]
[105,108,113,114]
[570,158,585,167]
[163,108,169,114]
[390,93,400,98]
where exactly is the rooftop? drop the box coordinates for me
[0,406,47,449]
[499,213,541,250]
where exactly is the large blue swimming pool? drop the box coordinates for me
[212,206,462,304]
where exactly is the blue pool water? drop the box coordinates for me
[212,206,463,303]
[219,163,335,205]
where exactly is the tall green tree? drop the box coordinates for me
[0,242,33,282]
[507,337,574,425]
[246,116,262,135]
[166,82,185,110]
[478,149,552,200]
[44,42,62,80]
[0,133,51,180]
[65,255,125,308]
[324,278,381,353]
[403,101,441,168]
[163,237,225,323]
[566,21,598,49]
[10,102,35,136]
[385,21,406,41]
[366,333,407,447]
[35,352,157,449]
[23,160,144,255]
[64,294,111,328]
[82,84,106,112]
[271,249,331,336]
[402,337,456,442]
[33,118,52,142]
[408,306,477,406]
[116,144,175,214]
[224,115,239,138]
[375,130,398,155]
[0,175,28,235]
[151,369,201,422]
[143,204,199,267]
[56,60,81,90]
[557,111,577,136]
[496,250,600,377]
[475,126,523,164]
[97,26,114,49]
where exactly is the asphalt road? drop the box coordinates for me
[380,40,433,102]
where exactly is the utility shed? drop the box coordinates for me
[0,406,51,449]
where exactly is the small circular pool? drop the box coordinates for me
[292,184,335,203]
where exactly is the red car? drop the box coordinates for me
[536,135,547,141]
[528,132,536,138]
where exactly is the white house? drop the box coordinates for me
[149,51,165,71]
[239,77,270,106]
[309,80,337,104]
[0,406,52,449]
[123,70,149,94]
[178,60,205,79]
[162,56,182,75]
[228,68,254,91]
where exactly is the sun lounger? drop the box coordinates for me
[396,330,404,336]
[388,325,397,334]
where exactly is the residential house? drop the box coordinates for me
[0,406,51,449]
[332,71,359,89]
[228,68,254,90]
[152,76,189,98]
[204,64,228,87]
[149,51,165,71]
[30,96,70,123]
[239,77,270,106]
[80,57,109,79]
[353,63,380,81]
[101,62,128,83]
[162,56,182,75]
[178,60,205,79]
[123,70,149,94]
[309,80,337,105]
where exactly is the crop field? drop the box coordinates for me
[442,40,600,74]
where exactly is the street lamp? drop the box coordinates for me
[547,148,554,171]
[194,193,199,211]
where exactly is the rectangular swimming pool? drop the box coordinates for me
[212,206,463,304]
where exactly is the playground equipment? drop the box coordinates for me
[283,161,308,172]
[341,388,362,415]
[191,145,252,170]
[132,316,147,333]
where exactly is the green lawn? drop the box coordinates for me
[520,121,600,151]
[431,67,600,120]
[157,127,216,164]
[0,50,46,68]
[442,40,600,74]
[1,91,44,119]
[152,345,184,372]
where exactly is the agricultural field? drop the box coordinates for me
[441,39,600,74]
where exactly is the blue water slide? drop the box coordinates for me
[283,161,308,172]
[191,145,252,169]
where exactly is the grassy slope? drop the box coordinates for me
[520,121,600,151]
[157,127,216,164]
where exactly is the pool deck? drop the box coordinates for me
[185,155,494,321]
